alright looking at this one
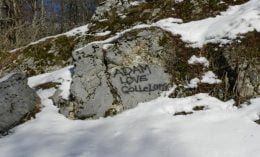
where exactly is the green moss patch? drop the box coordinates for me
[0,35,80,76]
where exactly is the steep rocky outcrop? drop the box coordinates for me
[166,32,260,104]
[54,25,259,119]
[206,31,260,103]
[0,73,40,135]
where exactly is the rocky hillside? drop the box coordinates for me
[0,0,260,156]
[0,0,259,127]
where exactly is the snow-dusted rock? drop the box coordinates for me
[0,73,40,134]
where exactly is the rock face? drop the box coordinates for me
[61,28,173,119]
[53,26,260,119]
[70,44,114,119]
[47,1,259,119]
[110,64,171,110]
[0,73,40,134]
[203,32,259,103]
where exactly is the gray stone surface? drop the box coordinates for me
[0,73,40,134]
[110,64,171,109]
[65,28,173,119]
[70,44,114,119]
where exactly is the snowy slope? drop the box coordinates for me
[155,0,260,47]
[76,0,260,53]
[0,67,259,157]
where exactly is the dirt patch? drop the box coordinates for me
[174,111,193,116]
[192,106,206,111]
[34,82,62,90]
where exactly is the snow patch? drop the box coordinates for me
[175,0,185,3]
[0,73,15,83]
[201,71,222,84]
[103,43,114,50]
[187,78,201,88]
[155,0,260,47]
[28,66,73,100]
[9,25,89,53]
[95,31,111,36]
[130,0,146,6]
[75,24,151,52]
[186,71,221,88]
[64,25,89,36]
[188,55,209,67]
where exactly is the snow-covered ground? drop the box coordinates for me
[28,66,73,100]
[0,66,259,157]
[1,0,260,156]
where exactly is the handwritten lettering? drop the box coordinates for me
[121,83,171,94]
[113,64,170,94]
[113,64,151,77]
[119,75,148,85]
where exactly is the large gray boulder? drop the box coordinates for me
[57,28,173,119]
[0,73,40,135]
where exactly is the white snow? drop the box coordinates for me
[75,24,151,52]
[186,71,221,88]
[9,25,89,53]
[188,55,209,67]
[120,15,127,19]
[0,67,260,157]
[1,0,260,156]
[155,0,260,47]
[102,43,114,50]
[9,0,260,53]
[175,0,184,3]
[0,73,15,83]
[31,25,89,45]
[187,77,201,88]
[130,1,146,6]
[95,31,111,36]
[28,66,73,100]
[201,71,222,84]
[77,0,260,53]
[98,19,108,22]
[64,25,89,37]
